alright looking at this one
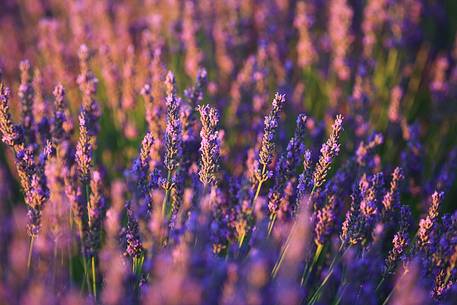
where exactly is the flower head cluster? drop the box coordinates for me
[314,194,337,246]
[87,170,106,257]
[0,85,24,148]
[197,104,220,187]
[164,71,183,173]
[51,84,73,143]
[76,111,93,184]
[26,142,55,236]
[18,60,35,145]
[258,93,286,167]
[417,191,444,253]
[382,167,404,215]
[313,114,344,190]
[385,205,411,274]
[329,0,353,80]
[77,44,100,136]
[268,114,307,215]
[123,203,144,258]
[75,45,100,184]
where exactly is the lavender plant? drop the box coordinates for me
[0,1,457,304]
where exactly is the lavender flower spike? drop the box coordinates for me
[164,71,183,173]
[313,114,344,190]
[382,167,404,216]
[162,71,183,220]
[254,93,286,196]
[76,111,93,184]
[87,170,106,257]
[417,191,444,253]
[26,141,54,236]
[18,60,35,145]
[259,93,286,168]
[0,85,24,149]
[51,84,73,143]
[197,104,220,187]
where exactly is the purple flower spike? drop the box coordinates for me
[197,104,220,187]
[313,114,344,190]
[417,191,444,253]
[164,71,183,173]
[87,169,106,257]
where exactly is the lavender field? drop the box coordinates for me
[1,0,457,304]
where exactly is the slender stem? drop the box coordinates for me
[381,269,408,305]
[307,243,345,305]
[81,257,90,291]
[27,235,35,272]
[53,241,57,286]
[68,241,73,283]
[376,277,385,291]
[253,164,267,203]
[301,243,324,286]
[238,233,246,248]
[77,222,90,292]
[254,180,264,202]
[267,213,277,236]
[162,171,172,220]
[238,164,267,249]
[381,288,395,305]
[69,205,74,282]
[272,188,316,277]
[91,256,97,298]
[85,184,91,224]
[332,283,347,305]
[271,236,291,278]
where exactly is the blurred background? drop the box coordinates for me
[0,0,456,214]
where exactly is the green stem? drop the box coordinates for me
[77,222,90,292]
[381,270,408,305]
[272,188,316,277]
[253,163,267,204]
[27,235,35,272]
[254,179,264,202]
[267,213,277,236]
[307,243,345,305]
[238,164,267,248]
[91,256,97,299]
[68,242,73,283]
[301,243,324,286]
[272,234,292,278]
[376,277,385,292]
[238,232,246,248]
[85,184,91,224]
[162,171,172,220]
[81,256,90,292]
[381,288,395,305]
[69,206,74,282]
